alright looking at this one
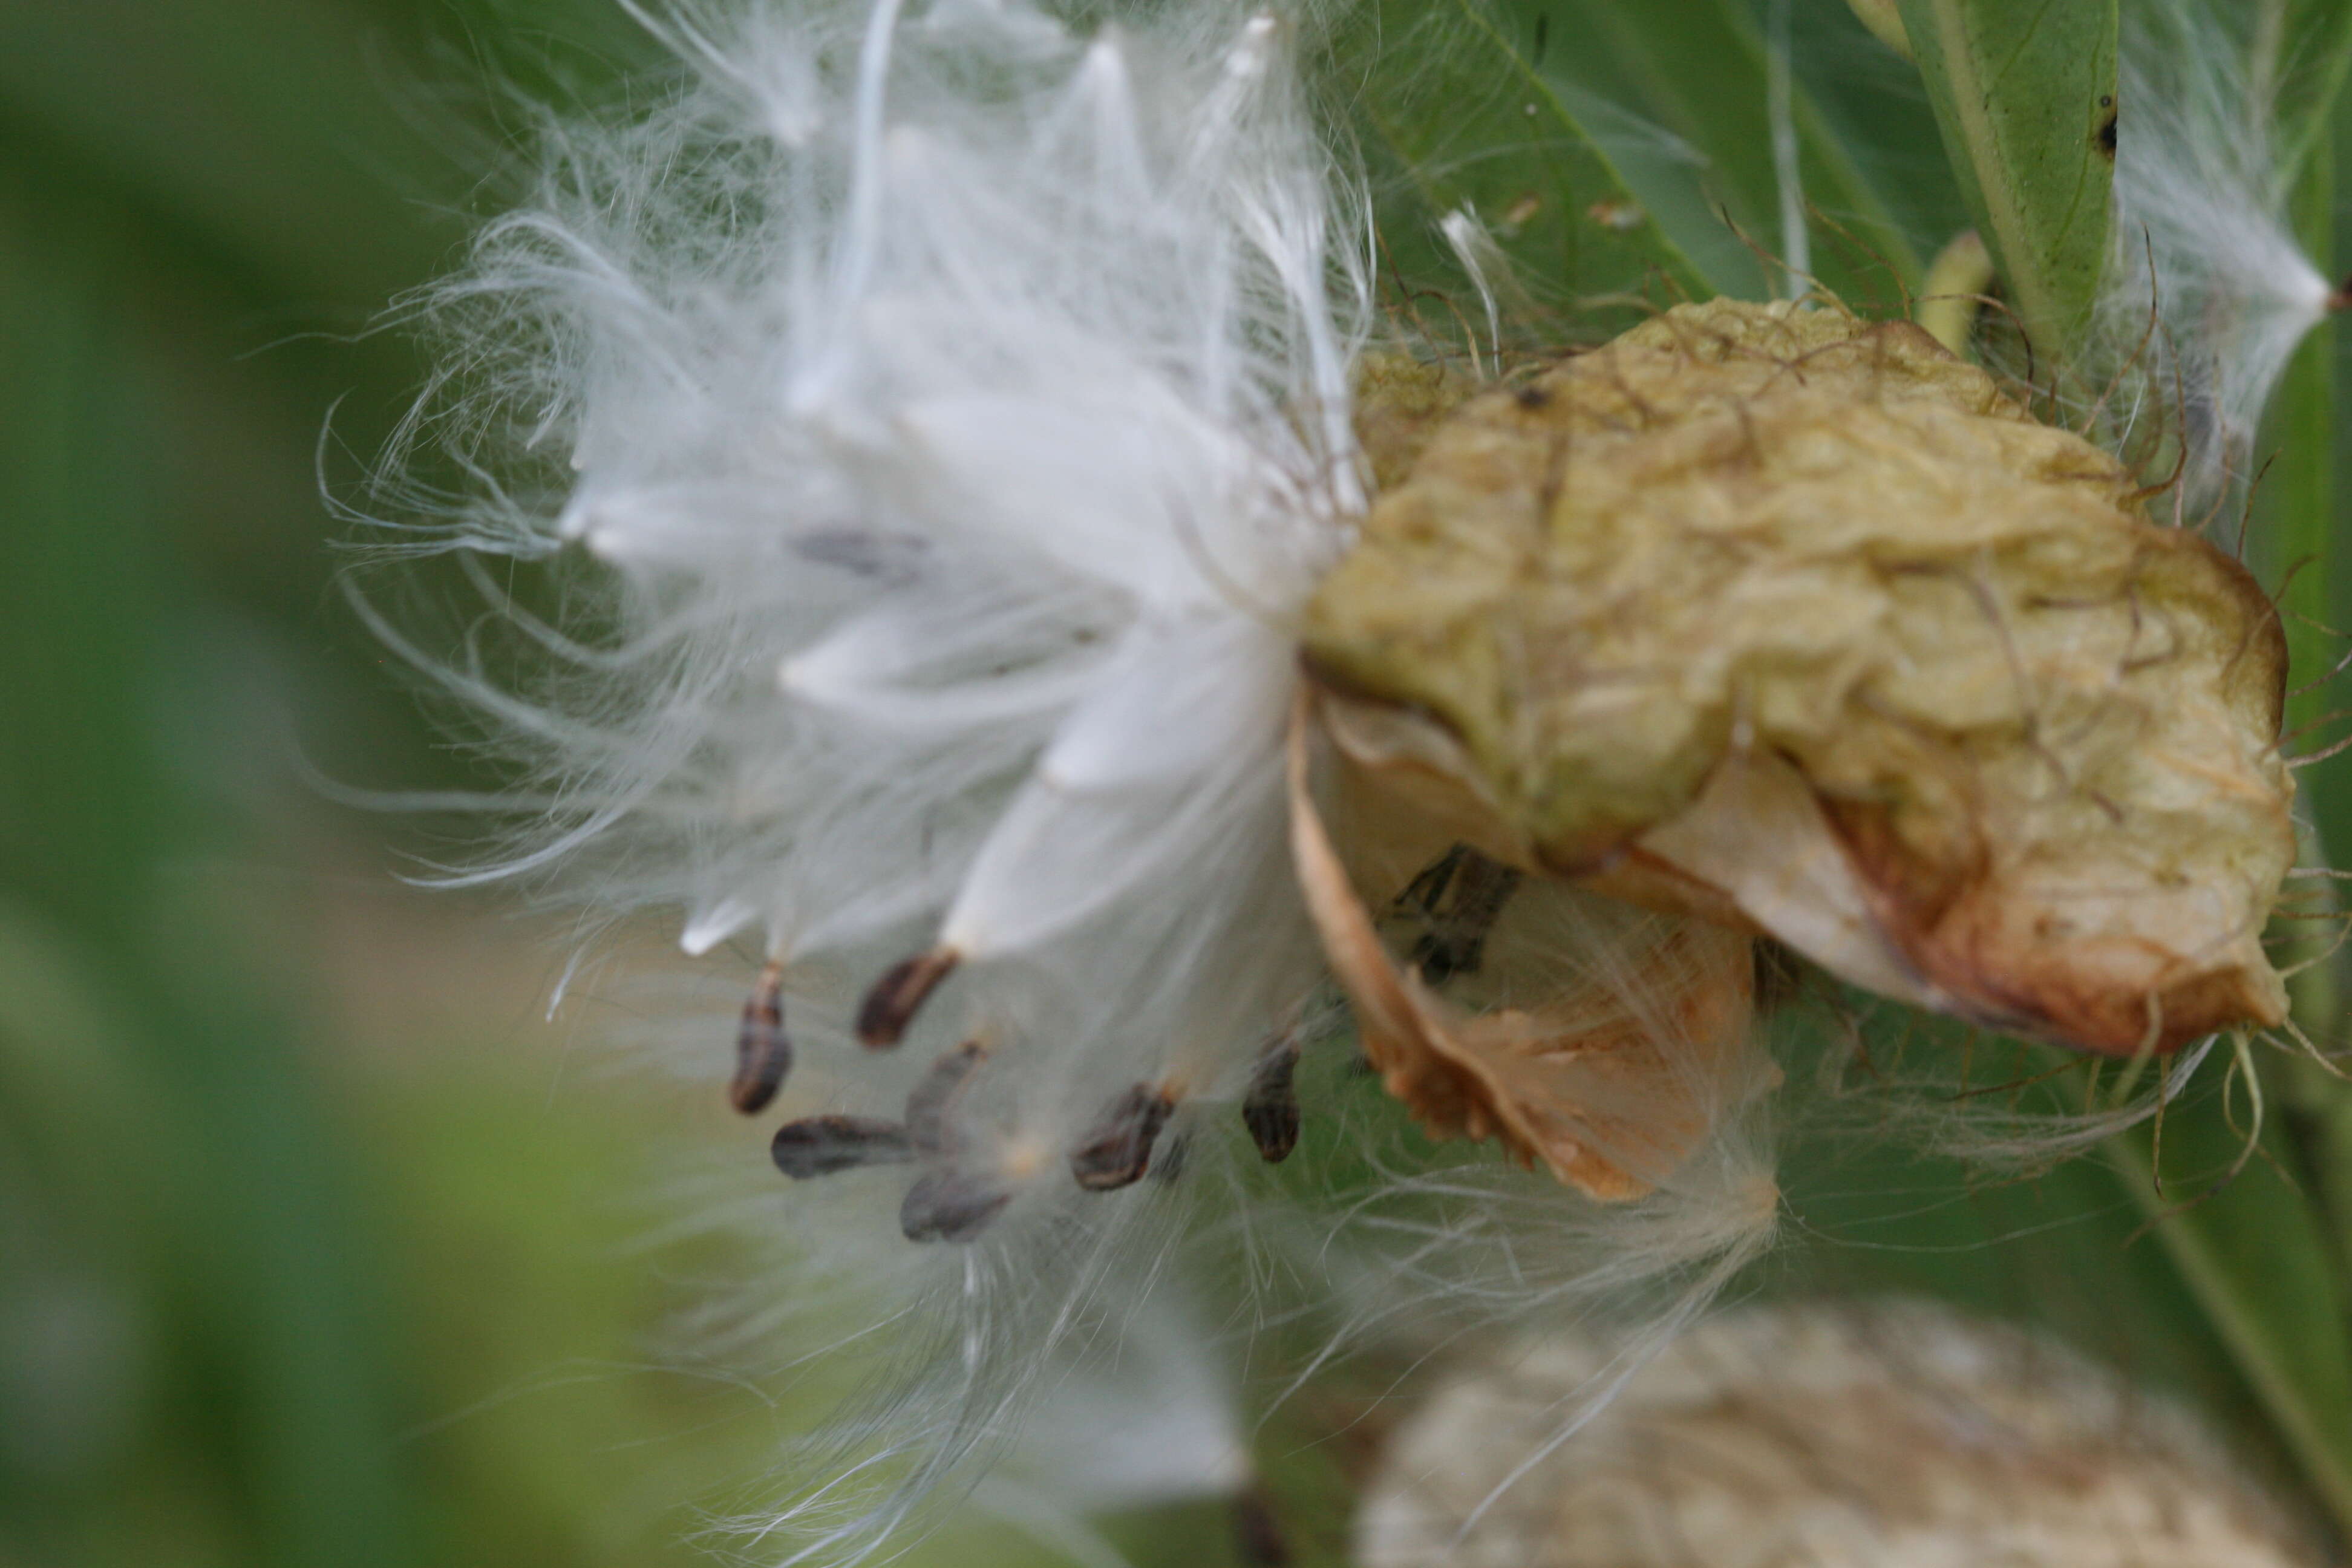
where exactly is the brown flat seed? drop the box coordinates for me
[900,1167,1011,1243]
[856,946,961,1048]
[771,1116,915,1179]
[1070,1082,1177,1191]
[1241,1041,1301,1163]
[1232,1485,1292,1567]
[905,1040,989,1155]
[729,958,791,1114]
[1396,844,1521,984]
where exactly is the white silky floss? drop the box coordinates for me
[2094,0,2336,511]
[402,0,1387,1553]
[439,0,1365,1076]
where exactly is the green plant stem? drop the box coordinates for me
[2106,1128,2352,1542]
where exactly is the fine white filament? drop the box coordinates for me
[2096,0,2334,509]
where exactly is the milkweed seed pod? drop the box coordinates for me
[1289,704,1773,1198]
[1307,299,2295,1058]
[1356,1298,2322,1568]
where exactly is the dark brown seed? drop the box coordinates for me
[905,1040,989,1155]
[729,958,791,1114]
[1232,1485,1292,1567]
[1070,1082,1177,1191]
[1241,1040,1301,1163]
[856,946,961,1048]
[1403,846,1521,984]
[1392,843,1468,920]
[900,1166,1011,1243]
[771,1116,915,1179]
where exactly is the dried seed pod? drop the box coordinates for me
[1288,700,1770,1201]
[1357,1301,2322,1568]
[856,946,961,1048]
[900,1166,1012,1244]
[1305,299,2293,1056]
[905,1040,988,1156]
[771,1116,915,1179]
[728,958,791,1114]
[1070,1082,1177,1191]
[1240,1039,1302,1163]
[1353,351,1483,492]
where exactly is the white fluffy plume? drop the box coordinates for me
[425,0,1367,985]
[2094,0,2336,511]
[383,0,1327,1546]
[361,0,1799,1555]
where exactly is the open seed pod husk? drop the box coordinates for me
[1309,299,2294,1056]
[1287,699,1775,1201]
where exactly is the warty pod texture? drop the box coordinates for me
[1308,300,2295,1060]
[1358,1299,2324,1568]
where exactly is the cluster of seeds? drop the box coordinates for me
[743,975,1310,1241]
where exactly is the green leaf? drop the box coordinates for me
[1521,0,1926,308]
[1895,0,2117,354]
[1343,0,1937,335]
[0,154,428,1568]
[2260,48,2352,1549]
[2107,1076,2352,1541]
[2273,137,2341,754]
[2272,0,2352,183]
[1780,0,1973,268]
[1338,0,1736,331]
[1846,0,1914,56]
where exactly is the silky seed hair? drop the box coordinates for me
[2083,0,2335,512]
[359,0,1617,1555]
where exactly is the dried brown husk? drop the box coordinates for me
[1313,299,2293,1056]
[1287,699,1766,1201]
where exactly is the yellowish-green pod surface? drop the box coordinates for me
[1307,300,2293,1057]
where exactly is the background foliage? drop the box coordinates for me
[2,1,2350,1564]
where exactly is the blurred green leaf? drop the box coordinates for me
[0,148,426,1568]
[1338,0,1729,332]
[1517,0,1924,305]
[2110,1074,2352,1541]
[2259,29,2352,1547]
[1846,0,1913,56]
[1895,0,2117,353]
[1344,0,1944,344]
[2275,0,2352,183]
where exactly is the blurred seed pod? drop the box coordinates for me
[1289,701,1774,1200]
[1310,299,2293,1058]
[1357,1298,2321,1568]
